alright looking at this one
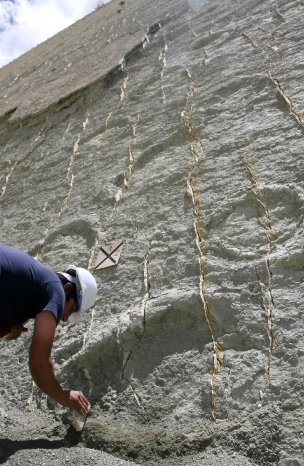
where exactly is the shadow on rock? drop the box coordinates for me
[0,427,80,463]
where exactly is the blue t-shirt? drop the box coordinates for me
[0,245,65,324]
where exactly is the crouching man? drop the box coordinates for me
[0,244,97,416]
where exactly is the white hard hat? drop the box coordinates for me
[61,265,97,323]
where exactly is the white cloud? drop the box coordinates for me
[0,0,108,68]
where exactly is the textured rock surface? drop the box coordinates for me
[0,0,303,464]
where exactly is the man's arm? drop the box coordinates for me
[29,311,89,415]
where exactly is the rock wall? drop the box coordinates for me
[0,0,303,464]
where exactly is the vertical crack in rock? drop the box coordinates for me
[97,111,113,149]
[142,34,150,50]
[79,366,94,400]
[35,109,91,260]
[0,123,46,199]
[122,144,135,194]
[243,27,303,131]
[242,32,260,50]
[242,24,285,60]
[159,36,168,106]
[243,152,276,386]
[259,27,284,59]
[119,56,127,72]
[243,153,277,248]
[1,159,18,199]
[181,67,203,166]
[132,113,140,143]
[141,249,150,333]
[186,166,222,421]
[122,375,143,408]
[120,74,129,102]
[100,116,137,231]
[268,70,304,129]
[181,63,219,418]
[255,268,274,386]
[119,244,151,412]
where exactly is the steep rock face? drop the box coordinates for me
[0,0,303,464]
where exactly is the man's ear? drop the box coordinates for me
[63,282,73,298]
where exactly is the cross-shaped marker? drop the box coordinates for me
[94,241,124,270]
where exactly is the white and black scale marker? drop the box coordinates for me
[94,241,124,270]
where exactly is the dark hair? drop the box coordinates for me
[56,272,77,302]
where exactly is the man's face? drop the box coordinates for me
[61,296,77,322]
[61,283,77,322]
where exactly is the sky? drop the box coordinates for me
[0,0,109,68]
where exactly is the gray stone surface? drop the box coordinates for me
[0,0,303,464]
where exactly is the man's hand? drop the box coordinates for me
[61,390,90,416]
[6,323,28,340]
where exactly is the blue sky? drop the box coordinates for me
[0,0,109,68]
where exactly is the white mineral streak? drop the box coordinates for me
[186,167,222,421]
[119,57,127,72]
[142,250,150,321]
[243,151,276,386]
[268,69,304,129]
[34,109,91,260]
[68,112,90,185]
[119,247,150,408]
[159,40,168,105]
[98,113,136,232]
[0,123,46,199]
[120,75,129,102]
[181,66,203,166]
[0,0,303,464]
[142,35,150,49]
[0,159,18,198]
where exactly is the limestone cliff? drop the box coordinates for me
[0,0,303,464]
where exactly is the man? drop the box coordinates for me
[0,244,97,416]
